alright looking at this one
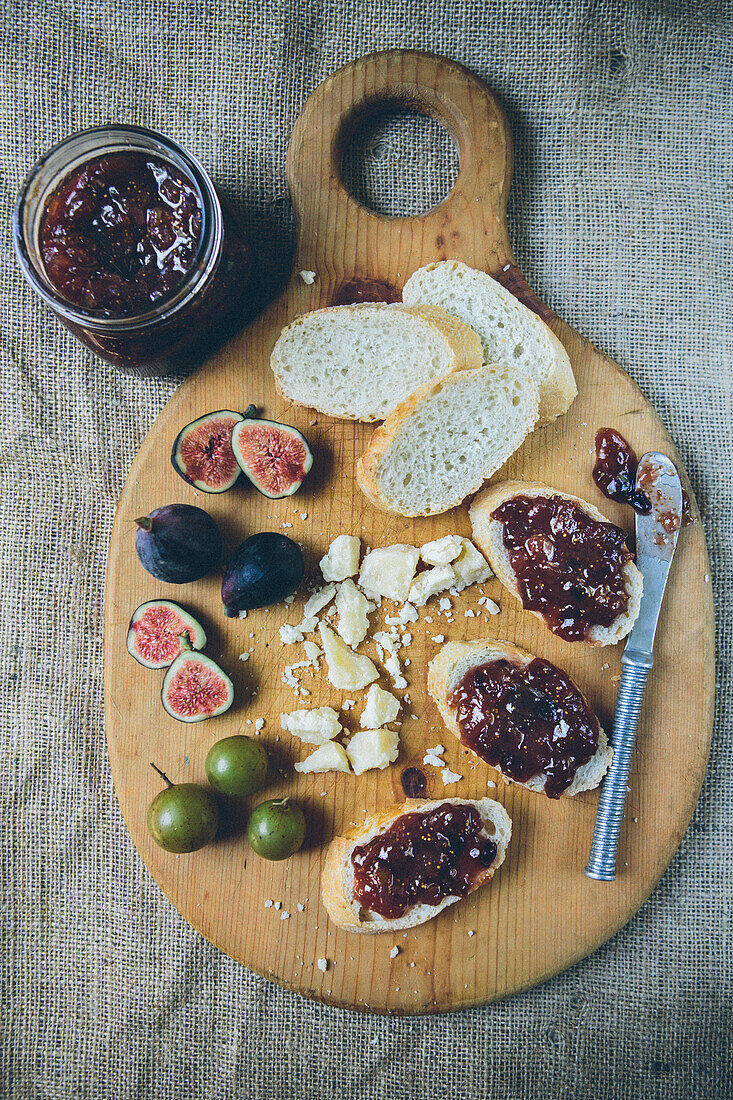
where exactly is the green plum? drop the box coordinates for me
[205,735,268,798]
[246,798,306,861]
[146,765,219,853]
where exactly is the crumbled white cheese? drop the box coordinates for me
[438,597,451,611]
[487,780,496,788]
[319,623,379,690]
[238,651,250,661]
[407,564,455,607]
[297,903,305,912]
[279,623,305,645]
[451,538,493,590]
[294,741,351,773]
[423,753,446,769]
[427,744,446,756]
[385,602,419,627]
[441,767,462,785]
[346,728,400,775]
[238,610,248,619]
[255,718,264,732]
[467,930,475,938]
[299,269,316,284]
[335,578,374,647]
[303,584,337,619]
[360,683,400,728]
[317,957,329,972]
[464,609,475,618]
[274,902,281,911]
[281,706,342,744]
[320,534,361,582]
[358,544,420,602]
[264,899,273,908]
[390,946,400,958]
[420,534,463,565]
[303,640,322,662]
[280,911,290,920]
[431,634,445,644]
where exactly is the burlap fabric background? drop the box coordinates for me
[2,1,731,1097]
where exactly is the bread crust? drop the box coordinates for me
[270,302,483,422]
[356,367,539,517]
[322,797,512,933]
[427,639,612,797]
[469,480,643,646]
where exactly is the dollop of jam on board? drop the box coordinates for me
[351,803,497,919]
[331,278,400,306]
[449,658,600,799]
[491,494,633,642]
[592,428,651,514]
[40,152,203,315]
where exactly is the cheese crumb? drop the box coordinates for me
[299,269,316,283]
[390,946,400,958]
[280,911,290,920]
[432,634,445,643]
[468,930,475,938]
[255,718,264,732]
[320,535,361,582]
[420,534,463,565]
[238,651,250,661]
[282,706,342,744]
[274,902,281,911]
[297,903,305,912]
[317,957,329,972]
[264,899,273,908]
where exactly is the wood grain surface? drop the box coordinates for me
[104,50,715,1014]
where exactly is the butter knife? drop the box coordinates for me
[585,452,683,881]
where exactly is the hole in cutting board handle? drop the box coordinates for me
[339,99,460,218]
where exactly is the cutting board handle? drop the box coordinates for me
[286,49,516,282]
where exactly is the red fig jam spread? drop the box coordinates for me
[449,658,599,798]
[593,428,651,514]
[491,495,633,642]
[332,278,399,305]
[351,803,497,919]
[40,153,202,316]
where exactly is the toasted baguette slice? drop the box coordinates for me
[428,639,612,797]
[470,480,643,646]
[402,260,577,425]
[322,797,511,933]
[356,365,539,517]
[270,303,483,421]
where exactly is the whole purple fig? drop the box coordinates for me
[135,504,222,584]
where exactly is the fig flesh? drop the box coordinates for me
[222,532,304,616]
[126,600,206,669]
[231,415,313,499]
[161,652,234,723]
[135,504,222,583]
[171,409,244,493]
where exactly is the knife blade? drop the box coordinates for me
[585,452,683,881]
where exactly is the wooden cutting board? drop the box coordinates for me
[104,50,714,1014]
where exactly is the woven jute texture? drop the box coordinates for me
[2,1,731,1097]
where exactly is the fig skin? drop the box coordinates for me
[222,532,305,616]
[171,409,244,494]
[231,415,313,499]
[135,504,222,584]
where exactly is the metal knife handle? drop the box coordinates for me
[585,655,651,881]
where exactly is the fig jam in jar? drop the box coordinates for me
[13,126,252,377]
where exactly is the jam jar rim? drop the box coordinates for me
[12,124,224,332]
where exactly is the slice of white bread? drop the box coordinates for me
[402,260,577,426]
[469,480,643,646]
[270,303,483,421]
[427,639,612,797]
[322,797,511,933]
[356,365,539,517]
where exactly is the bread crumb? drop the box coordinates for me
[390,946,400,958]
[441,767,462,785]
[317,957,329,972]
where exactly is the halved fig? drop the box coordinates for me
[126,600,206,669]
[231,414,313,499]
[171,410,245,493]
[161,653,234,723]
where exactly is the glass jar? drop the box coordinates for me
[13,125,253,378]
